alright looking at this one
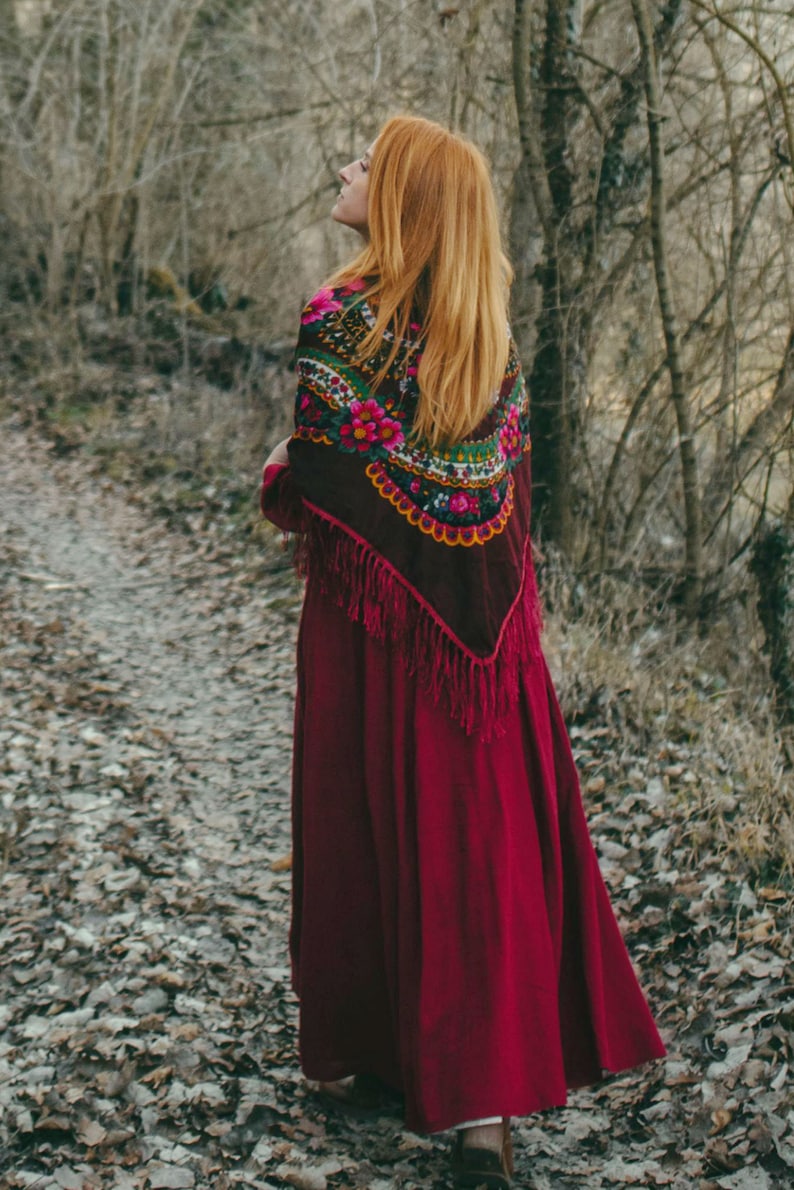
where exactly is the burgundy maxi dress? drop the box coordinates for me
[261,461,666,1135]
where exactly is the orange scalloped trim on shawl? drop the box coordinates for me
[366,463,515,547]
[294,427,333,446]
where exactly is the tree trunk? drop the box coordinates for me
[510,0,581,550]
[751,521,794,725]
[631,0,702,616]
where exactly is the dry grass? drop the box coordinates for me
[541,551,794,885]
[5,312,293,528]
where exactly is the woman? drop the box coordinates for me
[261,115,665,1189]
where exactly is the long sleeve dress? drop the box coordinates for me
[260,285,666,1135]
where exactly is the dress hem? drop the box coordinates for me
[300,1052,667,1135]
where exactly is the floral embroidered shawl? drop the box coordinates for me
[283,280,542,737]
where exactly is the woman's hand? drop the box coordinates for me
[264,437,291,469]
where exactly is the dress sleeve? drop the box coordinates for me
[260,461,307,533]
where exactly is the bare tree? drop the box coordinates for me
[3,0,794,616]
[630,0,702,614]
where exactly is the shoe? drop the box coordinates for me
[312,1072,404,1118]
[451,1118,514,1188]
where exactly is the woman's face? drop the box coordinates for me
[332,144,374,237]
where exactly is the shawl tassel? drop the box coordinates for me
[295,509,543,740]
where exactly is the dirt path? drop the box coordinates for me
[1,421,791,1189]
[1,425,301,1186]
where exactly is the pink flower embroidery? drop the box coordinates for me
[341,277,367,295]
[410,477,421,495]
[499,404,522,460]
[298,392,321,422]
[352,398,381,424]
[339,398,405,453]
[340,417,379,451]
[449,491,479,516]
[301,287,343,324]
[378,417,404,448]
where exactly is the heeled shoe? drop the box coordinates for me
[451,1118,514,1189]
[312,1072,405,1118]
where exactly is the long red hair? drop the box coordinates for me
[328,115,512,446]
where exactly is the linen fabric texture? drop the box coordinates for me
[260,284,666,1133]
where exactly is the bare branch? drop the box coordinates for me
[631,0,702,610]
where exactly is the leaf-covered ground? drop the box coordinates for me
[1,418,792,1189]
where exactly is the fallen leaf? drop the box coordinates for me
[146,1165,196,1188]
[76,1117,107,1147]
[710,1108,733,1135]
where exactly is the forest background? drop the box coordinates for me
[4,0,794,872]
[1,1,794,1184]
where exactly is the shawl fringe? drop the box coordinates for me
[295,511,543,740]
